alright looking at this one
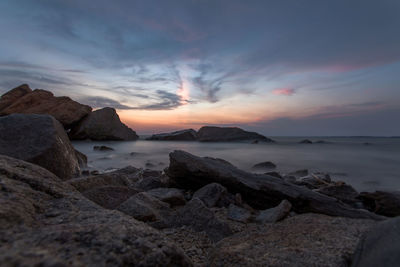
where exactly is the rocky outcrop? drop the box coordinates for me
[0,84,91,129]
[299,139,313,144]
[0,114,82,180]
[209,213,376,266]
[252,161,277,170]
[192,183,231,208]
[147,129,197,141]
[0,155,191,266]
[69,107,139,140]
[197,126,274,142]
[358,191,400,217]
[166,150,383,219]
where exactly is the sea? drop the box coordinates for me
[72,136,400,192]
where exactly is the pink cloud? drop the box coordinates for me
[272,88,296,96]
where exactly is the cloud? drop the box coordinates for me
[272,88,296,96]
[79,96,134,109]
[134,90,184,110]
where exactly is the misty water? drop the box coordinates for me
[72,137,400,192]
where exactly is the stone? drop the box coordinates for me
[265,171,282,179]
[82,186,139,209]
[352,216,400,267]
[69,107,139,140]
[299,139,313,144]
[146,188,186,206]
[209,213,376,267]
[252,161,277,170]
[166,150,383,219]
[358,191,400,217]
[227,204,252,223]
[117,192,171,222]
[0,85,91,129]
[0,155,192,266]
[192,183,230,208]
[93,145,114,151]
[74,149,87,168]
[294,175,329,189]
[0,114,81,180]
[197,126,274,142]
[315,183,359,205]
[255,200,292,223]
[147,129,197,141]
[288,169,309,177]
[136,174,171,191]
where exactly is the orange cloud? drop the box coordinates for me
[272,88,295,96]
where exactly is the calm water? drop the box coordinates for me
[72,137,400,192]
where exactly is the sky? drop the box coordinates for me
[0,0,399,136]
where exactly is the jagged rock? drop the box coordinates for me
[0,114,81,180]
[352,216,400,267]
[147,129,197,141]
[69,107,139,140]
[93,145,114,151]
[82,186,139,209]
[192,183,231,208]
[315,183,359,205]
[0,155,192,266]
[117,192,171,222]
[166,150,383,219]
[209,213,376,267]
[227,204,252,223]
[0,85,91,129]
[252,161,277,170]
[299,139,313,144]
[197,126,274,142]
[358,191,400,217]
[147,188,186,206]
[256,200,292,223]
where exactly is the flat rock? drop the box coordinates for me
[0,114,81,180]
[227,204,252,223]
[197,126,274,142]
[166,150,382,219]
[0,85,91,129]
[147,187,186,206]
[352,216,400,267]
[192,183,230,208]
[82,186,138,209]
[0,155,191,266]
[252,161,277,170]
[69,107,138,140]
[147,129,197,141]
[358,191,400,217]
[209,213,376,267]
[256,199,292,223]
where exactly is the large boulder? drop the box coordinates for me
[209,213,376,266]
[69,107,139,140]
[147,129,197,141]
[196,126,274,142]
[0,84,91,129]
[0,155,191,266]
[352,216,400,267]
[0,114,82,180]
[192,183,231,208]
[146,188,186,206]
[166,150,383,219]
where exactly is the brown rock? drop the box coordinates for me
[255,199,292,223]
[0,84,32,110]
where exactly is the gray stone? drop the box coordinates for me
[93,145,114,151]
[192,183,230,208]
[288,169,309,177]
[147,187,186,206]
[0,114,81,180]
[227,204,252,223]
[315,183,359,204]
[197,126,274,142]
[256,200,292,223]
[147,129,197,141]
[82,186,138,209]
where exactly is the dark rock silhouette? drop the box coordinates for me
[197,126,274,142]
[147,129,197,141]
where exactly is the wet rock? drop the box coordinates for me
[192,183,231,208]
[82,186,138,209]
[0,85,91,129]
[69,107,138,141]
[166,150,382,219]
[299,139,313,144]
[358,191,400,217]
[252,161,277,170]
[197,126,274,142]
[0,155,192,266]
[315,183,359,205]
[265,171,282,179]
[209,213,376,267]
[227,204,252,223]
[352,216,400,267]
[93,145,114,151]
[0,114,81,180]
[147,188,186,206]
[256,200,292,223]
[147,129,197,141]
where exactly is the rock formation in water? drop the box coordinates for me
[147,129,198,141]
[197,126,274,142]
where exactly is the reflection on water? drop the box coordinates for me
[72,137,400,192]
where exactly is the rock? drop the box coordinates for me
[256,200,292,223]
[265,171,282,179]
[171,198,233,242]
[147,188,186,206]
[93,145,114,151]
[288,169,309,177]
[192,183,230,208]
[74,149,87,168]
[227,204,252,223]
[352,216,400,267]
[166,150,383,219]
[294,175,329,189]
[0,114,81,180]
[283,175,297,183]
[147,129,197,141]
[0,85,91,129]
[197,126,274,142]
[69,107,139,140]
[209,213,376,267]
[315,183,359,205]
[299,139,313,144]
[358,191,400,217]
[315,140,332,144]
[0,155,192,266]
[136,174,171,191]
[252,161,277,170]
[117,192,171,222]
[82,186,139,209]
